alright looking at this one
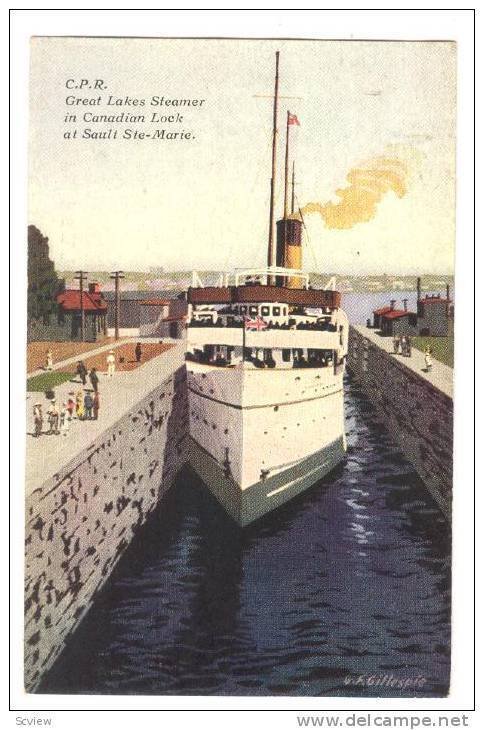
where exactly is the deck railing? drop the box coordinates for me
[188,320,339,333]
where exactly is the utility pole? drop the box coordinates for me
[110,270,125,340]
[74,270,88,341]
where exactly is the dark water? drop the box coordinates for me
[40,374,451,697]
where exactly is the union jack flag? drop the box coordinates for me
[244,315,268,331]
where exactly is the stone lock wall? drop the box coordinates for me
[24,366,188,692]
[348,327,453,518]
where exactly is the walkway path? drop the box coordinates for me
[25,342,185,496]
[352,325,453,398]
[27,337,175,378]
[27,339,132,379]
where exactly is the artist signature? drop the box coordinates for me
[344,673,427,690]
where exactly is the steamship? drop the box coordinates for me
[185,52,348,525]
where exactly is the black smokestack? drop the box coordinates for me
[417,277,421,302]
[275,217,303,287]
[402,298,408,312]
[390,299,396,310]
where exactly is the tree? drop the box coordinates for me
[27,225,61,323]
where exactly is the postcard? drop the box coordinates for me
[23,35,458,701]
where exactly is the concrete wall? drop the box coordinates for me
[24,365,188,692]
[348,326,453,518]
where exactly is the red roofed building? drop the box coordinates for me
[372,305,395,329]
[56,283,108,341]
[380,309,417,337]
[372,280,453,337]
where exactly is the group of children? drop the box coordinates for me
[33,346,119,438]
[32,389,101,438]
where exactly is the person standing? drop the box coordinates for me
[393,335,399,354]
[135,342,142,363]
[76,390,84,420]
[33,402,43,437]
[47,400,59,434]
[406,336,412,358]
[106,350,116,377]
[45,349,53,371]
[93,390,100,420]
[60,403,70,436]
[89,367,99,393]
[77,361,87,385]
[67,393,76,419]
[84,391,94,420]
[424,347,433,372]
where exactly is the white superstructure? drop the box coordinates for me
[185,268,348,525]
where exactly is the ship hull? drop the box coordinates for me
[185,359,346,526]
[187,433,346,527]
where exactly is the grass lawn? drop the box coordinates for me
[27,371,74,392]
[411,336,454,368]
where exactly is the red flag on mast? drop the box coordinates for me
[288,113,300,126]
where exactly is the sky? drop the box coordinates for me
[29,38,455,275]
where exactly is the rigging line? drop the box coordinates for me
[295,193,319,272]
[220,136,274,273]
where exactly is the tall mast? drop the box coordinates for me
[291,160,296,214]
[284,110,290,219]
[267,51,280,273]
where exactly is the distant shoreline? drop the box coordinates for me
[57,271,454,295]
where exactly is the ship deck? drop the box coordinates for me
[187,284,341,308]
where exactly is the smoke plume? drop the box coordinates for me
[296,150,415,229]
